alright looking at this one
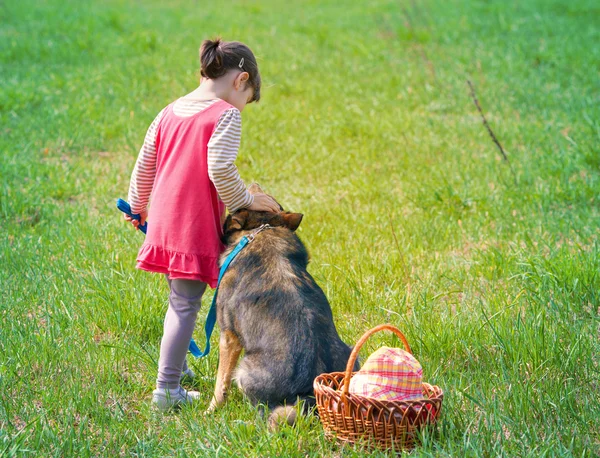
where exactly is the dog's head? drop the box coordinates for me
[222,183,303,241]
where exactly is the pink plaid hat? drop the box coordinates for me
[348,346,424,401]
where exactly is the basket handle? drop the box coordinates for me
[341,324,412,397]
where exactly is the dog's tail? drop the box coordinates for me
[267,395,316,432]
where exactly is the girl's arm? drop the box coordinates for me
[127,108,165,216]
[207,108,255,212]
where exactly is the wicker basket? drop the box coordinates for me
[314,324,443,451]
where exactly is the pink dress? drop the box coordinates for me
[136,100,233,288]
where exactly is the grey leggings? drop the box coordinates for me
[156,277,207,389]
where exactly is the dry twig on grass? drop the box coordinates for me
[467,80,517,184]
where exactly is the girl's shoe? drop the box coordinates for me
[152,386,200,412]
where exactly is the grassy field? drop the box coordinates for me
[1,0,599,455]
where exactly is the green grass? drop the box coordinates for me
[1,0,599,455]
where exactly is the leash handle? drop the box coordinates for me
[116,198,148,234]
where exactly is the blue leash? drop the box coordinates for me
[187,236,250,357]
[116,198,261,358]
[116,199,147,234]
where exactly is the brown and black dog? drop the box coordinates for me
[208,184,358,429]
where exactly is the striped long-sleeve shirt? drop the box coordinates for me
[127,98,254,215]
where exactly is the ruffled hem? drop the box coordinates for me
[136,243,219,288]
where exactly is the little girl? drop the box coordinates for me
[124,38,280,411]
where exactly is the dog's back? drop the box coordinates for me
[217,225,357,409]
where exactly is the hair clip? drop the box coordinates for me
[238,58,245,69]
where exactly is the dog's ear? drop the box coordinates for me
[247,183,264,195]
[281,213,303,231]
[223,210,249,233]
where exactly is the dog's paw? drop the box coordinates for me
[204,398,221,415]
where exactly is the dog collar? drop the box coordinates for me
[246,223,272,242]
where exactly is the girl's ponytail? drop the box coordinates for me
[199,38,262,102]
[200,39,226,79]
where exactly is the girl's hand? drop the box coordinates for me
[248,193,281,213]
[123,210,148,230]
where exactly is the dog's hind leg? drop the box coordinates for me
[207,330,242,412]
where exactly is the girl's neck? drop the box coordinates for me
[184,79,227,102]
